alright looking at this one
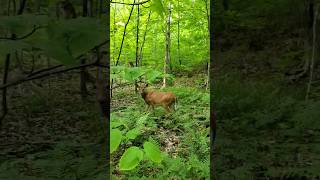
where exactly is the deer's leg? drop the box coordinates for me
[164,106,172,113]
[170,102,175,111]
[145,104,150,111]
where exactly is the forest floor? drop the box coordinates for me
[0,71,106,179]
[0,71,210,179]
[110,74,210,179]
[214,69,320,179]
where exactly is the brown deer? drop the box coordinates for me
[138,83,177,113]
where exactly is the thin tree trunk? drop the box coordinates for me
[95,0,98,16]
[205,0,210,90]
[0,54,10,128]
[7,0,11,15]
[113,3,117,62]
[112,0,134,98]
[13,0,16,15]
[178,0,181,65]
[80,0,89,99]
[111,3,117,98]
[163,2,171,88]
[17,0,26,15]
[88,0,93,17]
[306,5,318,100]
[135,1,140,93]
[115,1,135,66]
[139,11,151,65]
[83,0,88,16]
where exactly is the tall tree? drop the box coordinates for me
[139,11,151,65]
[177,0,181,65]
[163,2,171,88]
[135,0,140,93]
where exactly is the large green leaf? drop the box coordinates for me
[38,18,106,65]
[38,38,75,66]
[65,18,106,57]
[110,129,122,153]
[119,147,144,171]
[110,121,125,129]
[143,141,163,163]
[145,69,163,83]
[123,67,145,83]
[0,14,48,35]
[125,128,141,140]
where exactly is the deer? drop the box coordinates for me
[138,83,177,113]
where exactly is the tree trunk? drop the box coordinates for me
[135,1,140,93]
[80,0,89,99]
[306,4,318,100]
[13,0,16,15]
[223,0,229,11]
[177,0,181,65]
[7,0,11,15]
[0,54,10,128]
[139,11,151,65]
[88,0,93,17]
[17,0,26,15]
[113,3,117,62]
[83,0,88,16]
[205,0,210,90]
[112,0,135,98]
[115,0,135,66]
[163,2,171,88]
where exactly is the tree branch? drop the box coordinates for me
[0,26,45,40]
[111,0,150,6]
[0,62,105,90]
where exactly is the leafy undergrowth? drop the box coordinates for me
[110,76,210,179]
[0,72,107,179]
[214,73,320,179]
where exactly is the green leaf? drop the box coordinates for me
[0,14,48,35]
[38,38,75,66]
[123,67,145,83]
[143,141,163,163]
[150,0,165,18]
[119,147,144,171]
[110,129,122,153]
[39,18,106,65]
[111,121,124,129]
[136,114,149,127]
[145,69,163,83]
[66,18,106,57]
[126,128,141,140]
